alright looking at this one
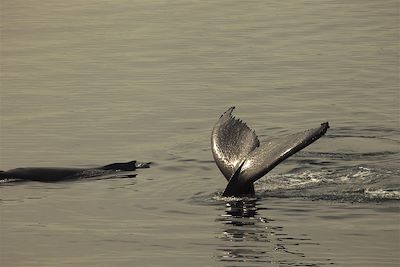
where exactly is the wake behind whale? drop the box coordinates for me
[212,107,329,197]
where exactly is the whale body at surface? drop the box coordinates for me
[0,161,151,182]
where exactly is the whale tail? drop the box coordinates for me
[222,161,255,196]
[212,107,329,197]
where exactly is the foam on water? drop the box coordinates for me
[256,165,400,202]
[365,189,400,200]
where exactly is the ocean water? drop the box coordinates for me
[1,0,399,266]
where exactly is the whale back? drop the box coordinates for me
[100,161,137,171]
[0,161,152,182]
[0,167,83,182]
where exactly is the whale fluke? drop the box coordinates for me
[211,107,329,197]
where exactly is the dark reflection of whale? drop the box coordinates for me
[215,199,330,266]
[0,161,151,183]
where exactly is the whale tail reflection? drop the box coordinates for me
[211,107,329,197]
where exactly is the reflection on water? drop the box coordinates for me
[216,199,270,264]
[215,199,328,267]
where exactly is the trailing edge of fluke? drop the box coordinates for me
[211,106,329,197]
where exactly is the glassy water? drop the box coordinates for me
[1,1,399,266]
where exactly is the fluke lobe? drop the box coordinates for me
[211,107,329,197]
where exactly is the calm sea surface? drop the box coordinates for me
[1,1,399,266]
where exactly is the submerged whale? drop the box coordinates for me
[0,161,151,182]
[211,107,329,197]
